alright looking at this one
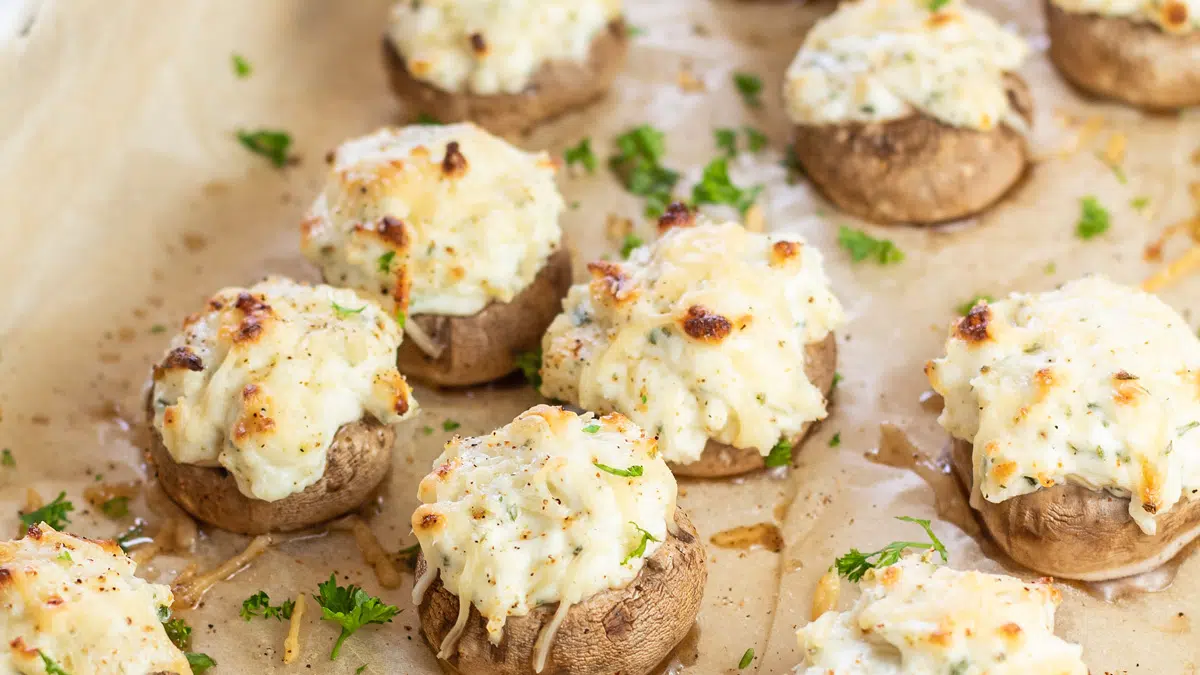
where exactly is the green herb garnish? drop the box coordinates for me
[443,420,461,432]
[582,424,601,433]
[1130,196,1150,212]
[733,72,763,108]
[101,496,130,519]
[1178,421,1200,437]
[515,350,542,390]
[619,234,645,259]
[692,156,762,215]
[232,53,252,78]
[20,492,73,530]
[1076,196,1110,240]
[956,295,995,316]
[163,617,192,650]
[594,462,644,477]
[829,433,841,448]
[415,112,442,125]
[150,324,168,334]
[236,129,292,168]
[738,648,755,669]
[331,302,366,317]
[377,251,395,273]
[39,652,70,675]
[241,590,295,621]
[834,516,948,582]
[609,125,680,218]
[186,652,216,674]
[928,0,951,11]
[621,522,660,565]
[764,438,792,468]
[313,573,400,660]
[744,126,767,153]
[564,138,597,173]
[837,226,904,265]
[715,128,738,156]
[1,449,13,467]
[116,522,147,551]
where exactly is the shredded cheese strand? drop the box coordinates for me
[1143,245,1200,292]
[350,517,403,589]
[171,534,272,609]
[283,593,307,664]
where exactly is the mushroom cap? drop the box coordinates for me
[382,20,629,135]
[952,439,1200,581]
[791,74,1032,225]
[1045,0,1200,111]
[669,333,837,478]
[146,394,395,534]
[416,507,707,675]
[396,245,573,388]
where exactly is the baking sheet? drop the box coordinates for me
[2,0,1199,672]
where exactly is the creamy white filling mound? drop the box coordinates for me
[302,123,563,318]
[151,276,416,502]
[784,0,1029,131]
[387,0,623,94]
[927,276,1200,535]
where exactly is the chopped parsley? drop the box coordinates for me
[764,438,792,468]
[186,652,216,674]
[1178,421,1200,437]
[837,226,904,265]
[564,138,597,173]
[377,251,395,273]
[356,666,369,675]
[829,433,841,448]
[715,128,739,156]
[834,516,948,582]
[609,125,680,217]
[928,0,951,10]
[162,616,193,650]
[732,72,763,108]
[620,234,645,259]
[232,53,252,78]
[1,448,13,467]
[956,295,995,316]
[582,424,601,433]
[19,492,73,530]
[415,112,442,125]
[744,126,768,153]
[831,372,843,392]
[1044,261,1057,275]
[56,550,72,563]
[1075,196,1110,240]
[421,426,434,436]
[594,462,644,477]
[692,156,762,215]
[626,25,646,37]
[39,652,70,675]
[236,129,292,168]
[241,590,295,621]
[313,573,400,660]
[150,324,168,334]
[331,302,366,317]
[515,350,543,390]
[1130,196,1150,212]
[622,522,660,565]
[395,309,407,329]
[100,496,130,519]
[738,648,755,669]
[442,420,461,432]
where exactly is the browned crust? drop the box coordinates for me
[382,20,629,135]
[145,395,395,534]
[791,74,1033,225]
[951,439,1200,581]
[416,508,706,675]
[1046,0,1200,110]
[398,246,573,388]
[668,333,838,478]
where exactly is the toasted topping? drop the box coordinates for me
[797,553,1086,673]
[955,304,993,343]
[784,0,1029,130]
[927,276,1200,534]
[302,124,563,317]
[412,405,675,653]
[541,219,844,465]
[1052,0,1198,33]
[150,277,416,502]
[387,0,624,94]
[0,526,190,675]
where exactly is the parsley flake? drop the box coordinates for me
[515,350,543,390]
[829,432,841,448]
[236,129,292,168]
[377,251,395,273]
[834,516,948,582]
[692,156,762,215]
[415,113,442,125]
[1130,196,1150,212]
[609,125,680,217]
[1,448,13,467]
[56,550,72,563]
[733,72,763,108]
[764,438,792,468]
[313,573,400,660]
[101,496,130,519]
[620,234,645,259]
[1178,421,1200,437]
[186,652,216,674]
[232,53,252,78]
[715,128,738,156]
[331,302,366,318]
[928,0,951,10]
[582,424,601,433]
[443,420,461,432]
[150,324,168,334]
[956,295,995,316]
[594,462,644,477]
[39,652,70,675]
[738,648,755,669]
[564,138,597,173]
[241,590,295,621]
[837,226,904,265]
[20,492,73,530]
[162,616,192,650]
[744,126,768,153]
[1076,196,1110,240]
[622,522,660,565]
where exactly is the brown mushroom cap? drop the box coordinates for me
[397,245,573,388]
[1045,0,1200,111]
[952,439,1200,581]
[416,507,707,675]
[791,73,1033,225]
[382,20,629,136]
[146,395,395,534]
[668,333,838,478]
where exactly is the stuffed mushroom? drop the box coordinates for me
[784,0,1032,225]
[301,123,572,387]
[1,524,193,674]
[411,405,705,674]
[382,0,629,134]
[1046,0,1200,110]
[539,207,844,478]
[926,276,1200,581]
[147,277,417,534]
[797,551,1087,672]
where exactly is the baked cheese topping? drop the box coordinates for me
[784,0,1029,131]
[927,276,1200,535]
[151,276,416,502]
[540,217,844,465]
[796,553,1087,674]
[302,124,563,317]
[386,0,623,94]
[1052,0,1198,33]
[412,405,675,659]
[0,525,190,675]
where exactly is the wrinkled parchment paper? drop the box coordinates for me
[2,0,1200,672]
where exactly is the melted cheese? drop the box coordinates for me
[927,276,1200,535]
[411,405,675,660]
[302,124,563,317]
[784,0,1029,131]
[796,554,1087,674]
[1052,0,1198,33]
[540,219,844,465]
[0,525,190,675]
[150,276,416,502]
[386,0,623,94]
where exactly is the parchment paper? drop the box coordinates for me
[2,0,1199,672]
